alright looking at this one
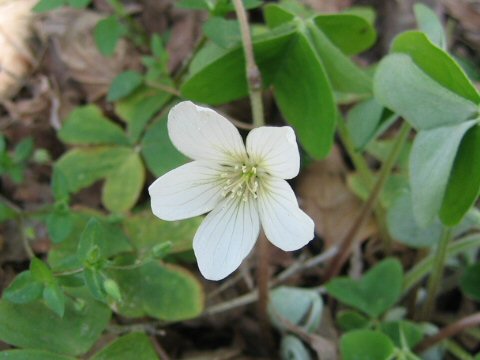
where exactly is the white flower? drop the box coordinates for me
[149,101,314,280]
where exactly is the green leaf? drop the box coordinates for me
[272,31,337,158]
[387,189,443,248]
[460,263,480,301]
[51,168,70,201]
[414,4,446,49]
[83,268,106,301]
[392,31,480,104]
[347,98,396,150]
[326,258,403,318]
[67,0,91,8]
[337,310,370,331]
[307,19,373,96]
[108,261,204,320]
[107,71,144,102]
[0,350,76,360]
[47,208,74,244]
[48,210,132,271]
[340,330,395,360]
[77,218,105,264]
[91,333,159,360]
[0,290,111,356]
[440,125,480,225]
[55,146,132,193]
[313,13,376,56]
[30,258,54,284]
[280,335,312,360]
[263,4,296,28]
[115,86,171,143]
[102,151,144,212]
[268,286,323,333]
[381,320,424,349]
[141,117,188,177]
[123,210,202,255]
[176,0,211,11]
[212,0,262,16]
[150,34,165,58]
[33,0,64,13]
[203,17,241,48]
[14,138,34,163]
[43,283,66,317]
[94,16,126,56]
[181,24,297,105]
[410,120,477,226]
[374,54,479,130]
[58,105,129,146]
[3,271,43,304]
[103,278,122,302]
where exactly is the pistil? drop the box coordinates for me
[220,162,259,201]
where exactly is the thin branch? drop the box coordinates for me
[203,247,338,316]
[415,312,480,353]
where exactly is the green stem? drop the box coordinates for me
[337,116,394,253]
[337,116,392,254]
[233,0,265,127]
[336,115,374,186]
[420,227,453,320]
[325,122,411,279]
[404,233,480,294]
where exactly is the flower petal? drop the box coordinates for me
[168,101,247,163]
[246,126,300,179]
[149,161,223,221]
[257,177,314,251]
[193,197,260,280]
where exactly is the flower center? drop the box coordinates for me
[220,163,259,202]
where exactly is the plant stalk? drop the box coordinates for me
[325,122,411,280]
[232,0,271,347]
[420,226,453,320]
[233,0,264,127]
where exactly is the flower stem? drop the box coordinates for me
[420,226,453,321]
[232,0,270,345]
[256,231,273,347]
[233,0,265,127]
[325,122,411,280]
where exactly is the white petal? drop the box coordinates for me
[149,161,223,221]
[168,101,247,163]
[257,177,314,251]
[193,197,260,280]
[246,126,300,179]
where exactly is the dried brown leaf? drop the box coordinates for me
[35,9,131,101]
[0,0,36,99]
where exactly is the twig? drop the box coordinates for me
[150,336,171,360]
[203,247,338,316]
[415,312,480,353]
[325,122,411,280]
